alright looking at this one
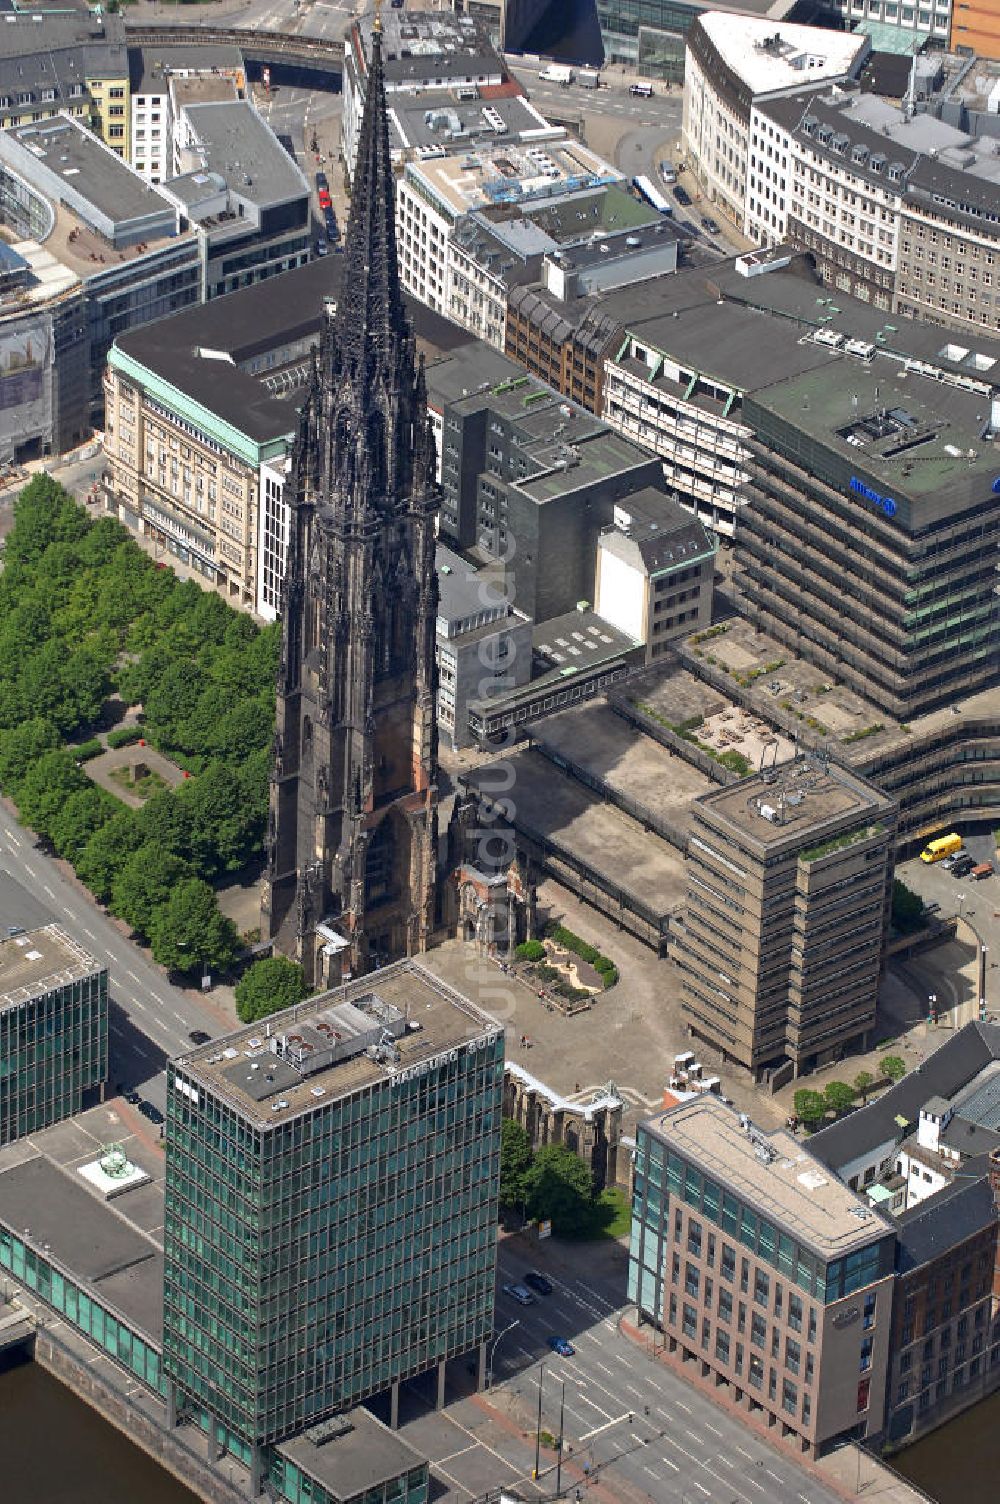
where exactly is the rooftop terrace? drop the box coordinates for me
[177,961,499,1126]
[0,924,102,1011]
[698,754,891,849]
[647,1095,893,1259]
[405,139,618,219]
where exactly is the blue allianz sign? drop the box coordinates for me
[850,477,897,517]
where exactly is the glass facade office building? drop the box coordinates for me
[0,927,107,1145]
[163,963,502,1459]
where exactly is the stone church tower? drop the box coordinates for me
[261,15,439,985]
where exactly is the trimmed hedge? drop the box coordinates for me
[73,738,104,762]
[106,726,143,749]
[546,922,618,990]
[515,939,546,963]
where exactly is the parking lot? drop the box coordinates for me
[897,828,999,1019]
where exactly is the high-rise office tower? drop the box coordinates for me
[162,961,503,1493]
[262,9,439,985]
[673,755,896,1080]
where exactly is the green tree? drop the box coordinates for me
[184,762,264,873]
[6,475,88,568]
[793,1089,827,1130]
[523,1143,595,1237]
[235,956,309,1024]
[16,749,88,839]
[824,1080,855,1117]
[499,1118,534,1210]
[891,879,925,934]
[75,809,144,902]
[111,844,194,938]
[148,878,238,977]
[0,717,61,794]
[880,1054,907,1083]
[49,787,117,865]
[852,1070,875,1106]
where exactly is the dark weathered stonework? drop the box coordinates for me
[262,21,439,984]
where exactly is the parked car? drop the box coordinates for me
[315,170,328,191]
[673,184,692,207]
[952,857,975,878]
[971,862,994,880]
[317,187,332,211]
[188,1029,212,1045]
[942,850,967,869]
[701,215,721,234]
[548,1336,575,1357]
[659,161,677,184]
[502,1282,535,1307]
[315,236,329,257]
[125,1089,141,1105]
[524,1270,553,1296]
[139,1100,165,1125]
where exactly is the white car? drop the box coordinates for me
[502,1282,535,1306]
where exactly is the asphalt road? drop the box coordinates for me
[0,805,227,1112]
[489,1241,844,1504]
[389,1236,845,1504]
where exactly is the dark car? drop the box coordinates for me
[673,185,692,207]
[125,1089,141,1105]
[188,1029,212,1045]
[325,209,339,240]
[548,1336,575,1358]
[952,858,975,878]
[524,1270,553,1296]
[315,170,328,191]
[701,215,721,234]
[139,1100,165,1125]
[315,236,329,257]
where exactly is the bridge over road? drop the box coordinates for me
[124,24,343,86]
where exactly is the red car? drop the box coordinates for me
[318,188,332,210]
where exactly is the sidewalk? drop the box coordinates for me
[618,1307,931,1504]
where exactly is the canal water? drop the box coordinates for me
[0,1353,197,1504]
[892,1389,1000,1504]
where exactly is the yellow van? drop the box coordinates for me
[919,832,962,863]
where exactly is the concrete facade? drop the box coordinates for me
[673,756,897,1080]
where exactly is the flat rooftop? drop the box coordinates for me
[131,43,246,96]
[169,75,238,109]
[518,427,656,502]
[114,253,475,444]
[355,11,502,85]
[463,748,688,924]
[0,923,101,1011]
[698,755,891,848]
[749,358,1000,526]
[388,89,550,157]
[179,100,308,207]
[528,700,713,837]
[646,1096,893,1259]
[695,13,865,96]
[405,138,618,219]
[277,1410,425,1504]
[0,1134,164,1340]
[3,116,172,227]
[176,961,499,1126]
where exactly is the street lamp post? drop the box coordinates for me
[485,1318,519,1390]
[534,1361,546,1479]
[555,1378,566,1494]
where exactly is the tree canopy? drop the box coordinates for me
[524,1144,595,1237]
[824,1080,855,1117]
[793,1089,827,1130]
[499,1118,534,1210]
[0,477,281,969]
[148,879,238,978]
[880,1054,907,1083]
[235,956,309,1023]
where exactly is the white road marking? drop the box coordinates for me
[576,1394,611,1420]
[675,1399,692,1414]
[6,831,20,847]
[705,1421,722,1436]
[595,1362,615,1377]
[691,1484,710,1497]
[643,1466,662,1480]
[126,969,141,983]
[43,884,56,899]
[577,1411,632,1442]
